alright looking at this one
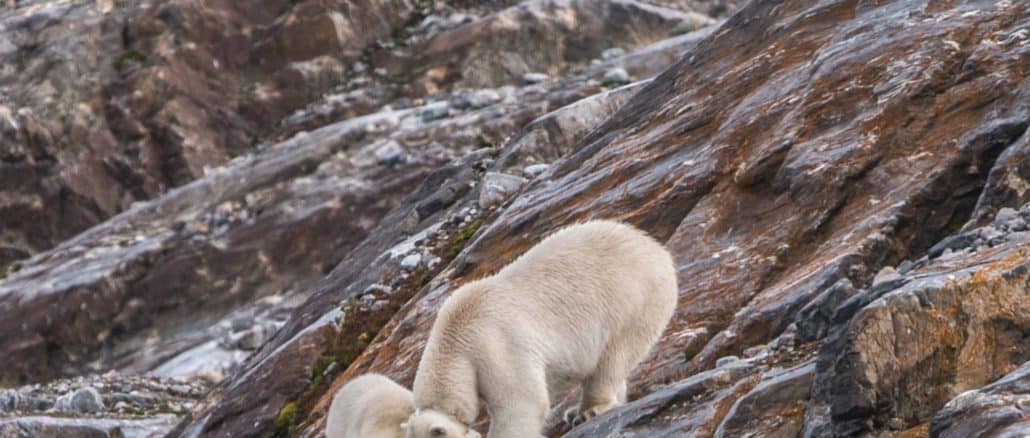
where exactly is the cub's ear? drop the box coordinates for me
[430,425,447,437]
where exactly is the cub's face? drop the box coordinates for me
[402,410,480,438]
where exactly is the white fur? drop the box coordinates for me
[326,373,414,438]
[408,220,678,438]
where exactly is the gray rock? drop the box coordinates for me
[522,163,551,178]
[452,89,502,110]
[929,362,1030,438]
[0,389,20,412]
[419,101,452,122]
[236,326,267,351]
[994,207,1019,229]
[795,279,857,342]
[478,172,528,208]
[601,47,626,60]
[374,140,407,166]
[1004,217,1027,232]
[54,387,105,414]
[769,323,798,351]
[520,72,549,85]
[602,67,632,86]
[469,89,502,108]
[716,355,741,368]
[229,316,251,332]
[716,362,816,438]
[400,253,422,270]
[871,266,901,287]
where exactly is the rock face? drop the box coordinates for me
[2,0,1029,437]
[929,362,1030,438]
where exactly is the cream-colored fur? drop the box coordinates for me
[326,373,414,438]
[407,220,678,438]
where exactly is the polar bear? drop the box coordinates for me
[405,220,678,438]
[326,373,414,438]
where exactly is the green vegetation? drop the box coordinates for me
[275,402,300,435]
[114,49,147,71]
[447,219,483,258]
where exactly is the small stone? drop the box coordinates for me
[236,326,267,351]
[322,362,339,377]
[1005,217,1027,232]
[520,72,549,85]
[419,101,451,122]
[994,207,1018,229]
[54,387,105,414]
[400,253,422,270]
[478,172,528,208]
[602,68,631,86]
[374,140,407,166]
[391,97,413,109]
[871,266,901,287]
[770,324,798,351]
[522,163,550,178]
[229,316,251,332]
[716,356,741,368]
[601,47,626,60]
[469,89,501,109]
[452,89,501,110]
[742,344,769,359]
[0,389,20,412]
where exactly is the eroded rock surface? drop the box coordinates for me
[3,0,1029,437]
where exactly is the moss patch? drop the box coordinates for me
[447,219,483,258]
[274,214,490,436]
[114,49,147,71]
[275,402,300,435]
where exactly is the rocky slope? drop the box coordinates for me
[2,0,1029,437]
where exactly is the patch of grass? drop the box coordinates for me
[447,219,483,259]
[275,402,300,435]
[0,261,21,280]
[441,184,471,209]
[114,49,147,71]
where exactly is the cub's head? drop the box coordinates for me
[402,410,480,438]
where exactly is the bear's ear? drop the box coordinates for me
[430,425,447,437]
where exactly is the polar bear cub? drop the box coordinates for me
[326,373,414,438]
[405,220,678,438]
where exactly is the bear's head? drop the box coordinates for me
[402,409,480,438]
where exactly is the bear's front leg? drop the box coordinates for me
[482,366,549,438]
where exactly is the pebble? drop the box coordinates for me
[419,101,451,122]
[0,389,20,412]
[716,356,740,368]
[601,47,626,60]
[522,163,550,178]
[452,89,501,110]
[520,72,549,85]
[871,266,901,287]
[478,172,528,208]
[400,253,422,270]
[602,68,631,86]
[374,140,407,166]
[236,326,267,351]
[54,387,105,414]
[994,207,1018,229]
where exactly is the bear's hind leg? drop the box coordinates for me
[572,323,658,424]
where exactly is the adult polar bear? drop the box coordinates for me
[405,220,678,438]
